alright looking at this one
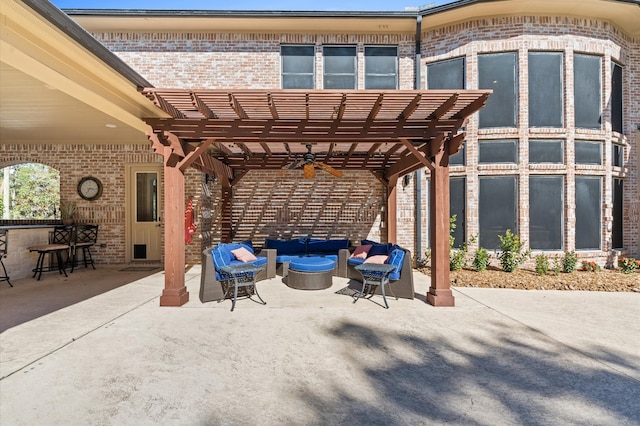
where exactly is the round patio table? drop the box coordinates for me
[287,257,335,290]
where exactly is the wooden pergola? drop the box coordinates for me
[139,88,490,307]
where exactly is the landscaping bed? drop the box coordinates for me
[419,266,639,292]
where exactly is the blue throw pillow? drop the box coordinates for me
[265,238,306,255]
[307,238,350,253]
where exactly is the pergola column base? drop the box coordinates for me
[426,289,455,307]
[160,287,189,306]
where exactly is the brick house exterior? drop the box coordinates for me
[2,0,638,275]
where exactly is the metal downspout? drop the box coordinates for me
[415,14,423,261]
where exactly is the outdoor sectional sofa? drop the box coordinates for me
[199,241,276,303]
[265,237,350,276]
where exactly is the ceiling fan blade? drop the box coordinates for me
[316,162,343,178]
[303,163,315,179]
[281,158,302,170]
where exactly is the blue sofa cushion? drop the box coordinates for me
[306,238,350,254]
[347,257,365,266]
[277,253,338,263]
[265,238,307,255]
[367,242,393,257]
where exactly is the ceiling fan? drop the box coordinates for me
[282,144,343,179]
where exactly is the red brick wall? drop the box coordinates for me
[0,143,163,264]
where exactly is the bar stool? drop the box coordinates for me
[69,224,98,272]
[27,226,72,280]
[0,229,11,287]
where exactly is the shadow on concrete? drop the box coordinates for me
[297,319,640,425]
[0,265,161,333]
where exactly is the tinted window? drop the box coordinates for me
[528,52,563,127]
[575,176,601,250]
[281,45,315,89]
[529,140,564,164]
[365,46,397,89]
[529,176,564,250]
[612,144,623,167]
[450,145,465,166]
[575,141,602,165]
[574,54,601,129]
[479,140,517,164]
[324,46,356,89]
[612,178,623,249]
[478,52,517,128]
[611,63,623,133]
[450,177,466,248]
[479,176,517,249]
[427,57,465,89]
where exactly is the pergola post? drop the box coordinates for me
[159,153,189,307]
[387,177,398,244]
[426,147,455,307]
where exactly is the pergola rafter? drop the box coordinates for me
[139,88,491,308]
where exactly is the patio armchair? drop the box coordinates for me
[199,241,276,303]
[338,242,415,299]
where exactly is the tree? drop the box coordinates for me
[2,163,59,220]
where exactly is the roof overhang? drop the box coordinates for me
[0,0,163,145]
[422,0,640,36]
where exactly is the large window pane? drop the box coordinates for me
[529,52,563,127]
[612,144,623,167]
[612,178,623,249]
[479,139,517,164]
[529,139,564,164]
[324,46,356,89]
[450,145,465,166]
[611,63,623,133]
[478,52,517,128]
[427,57,465,89]
[575,141,602,165]
[450,177,466,247]
[575,176,601,250]
[574,54,601,129]
[365,46,397,89]
[530,176,564,250]
[281,45,315,89]
[479,176,517,249]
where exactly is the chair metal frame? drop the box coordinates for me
[0,229,12,287]
[69,224,98,272]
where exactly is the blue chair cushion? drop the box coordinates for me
[347,257,365,266]
[386,247,405,280]
[367,242,393,257]
[212,242,263,280]
[289,257,335,273]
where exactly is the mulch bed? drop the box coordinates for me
[418,266,639,292]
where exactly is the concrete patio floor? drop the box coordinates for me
[1,265,639,425]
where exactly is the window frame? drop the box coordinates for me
[323,45,357,90]
[426,57,466,90]
[574,53,602,130]
[528,51,564,128]
[280,44,316,89]
[364,45,398,90]
[575,140,602,165]
[478,52,518,128]
[529,139,564,164]
[575,176,602,250]
[611,62,623,133]
[479,175,518,250]
[529,175,564,250]
[478,139,518,164]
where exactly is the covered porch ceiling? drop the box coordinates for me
[139,88,491,182]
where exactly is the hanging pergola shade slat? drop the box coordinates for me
[139,88,491,308]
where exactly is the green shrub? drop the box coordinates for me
[416,249,431,268]
[448,215,476,271]
[473,247,490,272]
[535,254,550,276]
[551,255,562,276]
[497,229,531,272]
[562,251,578,273]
